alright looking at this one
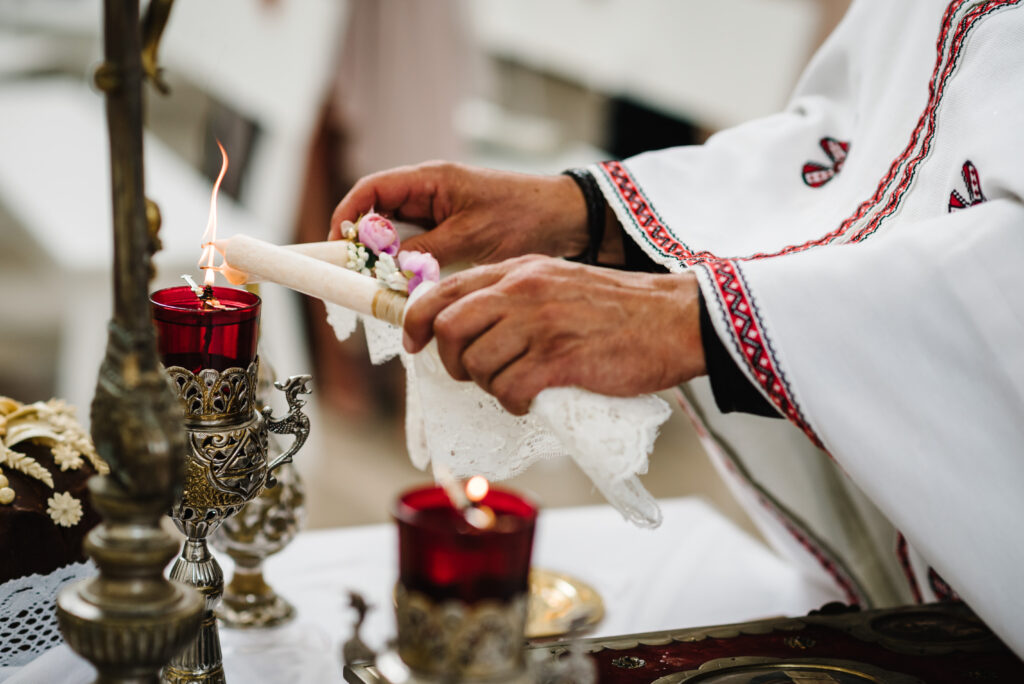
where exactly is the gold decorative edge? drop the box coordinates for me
[649,657,924,684]
[526,568,605,639]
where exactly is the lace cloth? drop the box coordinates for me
[326,292,670,527]
[0,561,93,670]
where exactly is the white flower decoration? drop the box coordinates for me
[47,491,83,527]
[52,441,84,471]
[340,220,358,241]
[374,253,410,292]
[345,242,371,276]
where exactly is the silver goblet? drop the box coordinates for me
[161,360,310,684]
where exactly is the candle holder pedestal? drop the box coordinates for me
[395,584,530,682]
[160,360,310,684]
[212,460,305,629]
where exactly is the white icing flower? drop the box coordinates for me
[340,220,358,241]
[45,398,72,415]
[52,441,84,471]
[47,491,83,527]
[0,487,13,505]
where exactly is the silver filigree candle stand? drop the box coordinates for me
[160,360,310,684]
[211,353,307,630]
[211,459,305,629]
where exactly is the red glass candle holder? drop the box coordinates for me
[150,286,260,373]
[393,484,537,680]
[395,485,537,603]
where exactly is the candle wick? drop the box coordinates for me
[181,274,204,297]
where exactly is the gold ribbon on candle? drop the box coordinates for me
[371,288,408,327]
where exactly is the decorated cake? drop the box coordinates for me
[0,396,107,668]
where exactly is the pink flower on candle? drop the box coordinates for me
[398,251,440,294]
[357,211,400,256]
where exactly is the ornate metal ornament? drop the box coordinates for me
[55,2,207,683]
[395,584,529,682]
[212,461,306,629]
[162,359,311,683]
[649,657,923,684]
[165,362,258,424]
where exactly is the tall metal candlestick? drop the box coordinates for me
[56,1,205,682]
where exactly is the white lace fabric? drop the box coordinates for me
[0,561,93,668]
[326,299,670,527]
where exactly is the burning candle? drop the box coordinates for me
[150,286,260,373]
[393,482,538,679]
[394,482,537,604]
[150,142,262,373]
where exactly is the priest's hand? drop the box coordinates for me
[403,255,706,415]
[329,162,621,266]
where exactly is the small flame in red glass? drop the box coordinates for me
[198,141,229,287]
[465,476,489,504]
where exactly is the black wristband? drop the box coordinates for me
[562,168,606,265]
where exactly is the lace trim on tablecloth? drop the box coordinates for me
[0,560,93,667]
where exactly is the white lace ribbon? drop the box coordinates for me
[326,295,670,527]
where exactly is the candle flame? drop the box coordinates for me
[465,476,489,503]
[198,140,229,287]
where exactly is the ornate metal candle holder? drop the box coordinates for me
[392,485,538,683]
[211,353,307,630]
[161,360,310,683]
[211,458,305,629]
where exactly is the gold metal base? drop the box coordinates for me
[395,585,528,682]
[218,588,296,630]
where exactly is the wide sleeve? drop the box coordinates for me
[694,198,1024,656]
[589,0,966,270]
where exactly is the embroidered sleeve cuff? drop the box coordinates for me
[698,291,781,419]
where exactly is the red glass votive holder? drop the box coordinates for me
[393,485,538,681]
[150,286,260,373]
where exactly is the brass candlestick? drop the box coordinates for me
[56,1,206,683]
[161,363,311,683]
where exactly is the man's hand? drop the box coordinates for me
[331,162,610,266]
[403,256,706,415]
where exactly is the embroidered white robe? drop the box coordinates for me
[592,0,1024,656]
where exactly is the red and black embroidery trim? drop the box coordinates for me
[758,494,863,606]
[948,160,985,211]
[928,567,961,601]
[599,0,1021,262]
[849,0,1017,241]
[802,138,850,188]
[671,387,866,607]
[701,260,823,448]
[597,0,1019,447]
[896,532,924,603]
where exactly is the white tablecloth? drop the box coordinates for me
[4,497,838,683]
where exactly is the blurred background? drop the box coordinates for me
[0,0,846,533]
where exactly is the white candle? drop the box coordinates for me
[215,234,407,326]
[218,240,352,286]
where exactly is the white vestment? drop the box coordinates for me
[591,0,1024,657]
